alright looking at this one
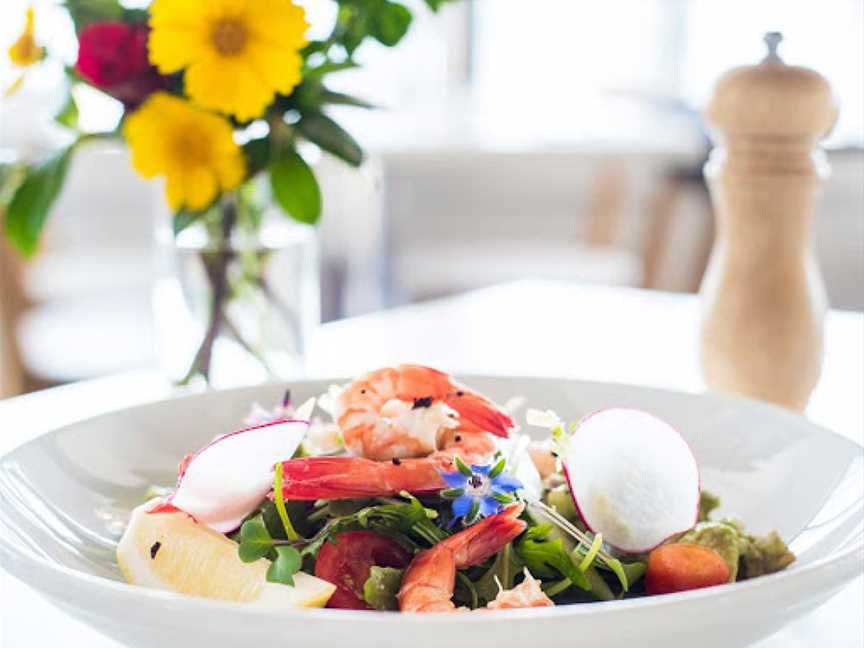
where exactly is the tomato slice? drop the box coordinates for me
[314,530,412,609]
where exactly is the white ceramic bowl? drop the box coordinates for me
[1,378,862,648]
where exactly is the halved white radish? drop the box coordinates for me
[562,408,700,554]
[156,419,309,533]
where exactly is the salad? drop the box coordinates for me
[117,365,795,612]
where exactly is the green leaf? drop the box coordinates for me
[303,60,360,80]
[266,545,302,586]
[474,543,521,605]
[423,0,455,10]
[362,566,403,610]
[63,0,123,31]
[237,518,273,563]
[269,151,322,225]
[338,6,369,55]
[5,147,75,257]
[454,571,479,609]
[297,112,363,167]
[243,138,272,175]
[370,1,413,47]
[319,89,375,109]
[55,93,79,131]
[515,525,591,592]
[173,210,200,235]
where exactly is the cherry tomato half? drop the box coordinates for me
[314,530,412,609]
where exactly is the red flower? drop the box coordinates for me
[75,22,166,107]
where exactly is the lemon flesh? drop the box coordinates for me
[117,500,335,608]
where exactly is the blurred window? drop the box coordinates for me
[472,0,863,147]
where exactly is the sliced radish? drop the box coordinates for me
[154,419,309,533]
[563,408,700,554]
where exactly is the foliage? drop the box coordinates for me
[2,0,457,255]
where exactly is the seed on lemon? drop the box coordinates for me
[117,500,335,608]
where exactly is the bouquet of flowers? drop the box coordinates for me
[2,0,452,383]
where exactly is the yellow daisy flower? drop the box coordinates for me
[124,92,246,212]
[148,0,309,121]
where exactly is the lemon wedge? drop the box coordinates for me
[117,500,335,608]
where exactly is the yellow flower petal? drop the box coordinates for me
[147,0,307,120]
[124,92,246,212]
[185,57,274,121]
[184,166,218,211]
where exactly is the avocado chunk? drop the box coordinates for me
[740,530,796,578]
[679,521,742,581]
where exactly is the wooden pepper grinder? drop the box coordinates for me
[699,33,838,411]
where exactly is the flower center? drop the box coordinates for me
[211,19,248,56]
[466,473,491,497]
[172,131,212,167]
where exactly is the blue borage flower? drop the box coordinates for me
[439,456,523,526]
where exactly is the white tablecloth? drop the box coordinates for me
[2,281,862,646]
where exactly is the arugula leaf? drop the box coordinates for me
[237,518,273,563]
[302,494,446,558]
[474,543,521,605]
[269,151,322,225]
[267,545,302,586]
[362,566,403,610]
[454,571,479,609]
[5,146,75,257]
[515,525,591,591]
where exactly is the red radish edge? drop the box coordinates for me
[563,408,701,554]
[148,418,310,518]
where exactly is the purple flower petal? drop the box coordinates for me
[480,496,502,517]
[440,471,469,488]
[472,464,492,475]
[491,473,523,493]
[452,494,475,518]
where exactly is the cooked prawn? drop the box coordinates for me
[486,570,554,609]
[279,430,497,500]
[335,365,514,461]
[397,503,551,612]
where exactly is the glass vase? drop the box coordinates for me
[153,195,319,388]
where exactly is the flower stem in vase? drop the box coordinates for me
[179,199,238,385]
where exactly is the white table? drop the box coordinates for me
[1,281,862,647]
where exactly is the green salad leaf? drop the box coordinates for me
[238,518,274,563]
[474,542,521,605]
[302,493,447,559]
[515,524,591,592]
[267,545,302,586]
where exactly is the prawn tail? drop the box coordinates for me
[445,391,515,438]
[446,503,527,568]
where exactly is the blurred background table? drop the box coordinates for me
[1,281,862,647]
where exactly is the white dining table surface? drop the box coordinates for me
[1,280,862,647]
